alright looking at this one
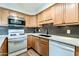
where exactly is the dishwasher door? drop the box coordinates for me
[49,40,75,56]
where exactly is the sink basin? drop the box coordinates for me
[39,34,51,37]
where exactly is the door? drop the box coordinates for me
[64,3,79,23]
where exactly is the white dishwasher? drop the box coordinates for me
[49,40,75,56]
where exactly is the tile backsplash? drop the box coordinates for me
[24,27,38,33]
[0,26,8,35]
[38,24,79,35]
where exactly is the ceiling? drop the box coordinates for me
[0,3,55,15]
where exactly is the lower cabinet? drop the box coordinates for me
[75,47,79,56]
[0,38,8,56]
[39,38,49,56]
[27,35,49,56]
[27,35,79,56]
[27,35,35,49]
[34,37,40,54]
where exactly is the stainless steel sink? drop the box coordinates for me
[39,34,51,37]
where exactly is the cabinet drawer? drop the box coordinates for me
[40,39,48,45]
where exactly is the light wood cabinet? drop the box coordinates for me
[25,15,37,27]
[27,35,49,56]
[27,35,34,49]
[34,37,40,54]
[75,47,79,56]
[53,3,64,25]
[10,10,25,18]
[64,4,79,24]
[37,13,42,27]
[37,3,79,26]
[17,12,25,18]
[25,15,30,27]
[9,10,17,17]
[0,8,9,26]
[29,16,37,27]
[39,38,49,56]
[37,7,53,25]
[0,38,8,56]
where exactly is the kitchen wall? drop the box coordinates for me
[38,24,79,37]
[0,26,8,35]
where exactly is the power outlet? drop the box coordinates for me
[38,29,41,32]
[67,29,71,34]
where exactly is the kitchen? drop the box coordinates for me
[0,3,79,56]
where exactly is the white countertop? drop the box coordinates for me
[0,35,8,47]
[26,33,79,46]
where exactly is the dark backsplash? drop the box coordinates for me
[38,24,79,35]
[0,26,8,35]
[24,27,38,33]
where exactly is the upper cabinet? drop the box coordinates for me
[53,3,64,25]
[64,3,79,24]
[37,3,79,26]
[0,8,9,26]
[25,15,37,27]
[9,10,25,18]
[37,13,43,27]
[25,15,30,27]
[37,7,53,25]
[29,16,37,27]
[17,12,25,18]
[9,10,17,17]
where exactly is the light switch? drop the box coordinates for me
[67,29,71,34]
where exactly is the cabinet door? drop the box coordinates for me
[29,16,37,27]
[64,3,78,23]
[50,5,56,23]
[17,12,25,18]
[25,15,30,27]
[9,10,17,17]
[1,8,9,26]
[42,11,46,21]
[0,38,8,56]
[75,47,79,56]
[37,13,43,27]
[40,39,49,56]
[34,37,40,54]
[53,3,64,25]
[27,35,33,49]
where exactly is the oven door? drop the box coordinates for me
[8,39,27,53]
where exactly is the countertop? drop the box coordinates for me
[26,33,79,47]
[0,35,8,48]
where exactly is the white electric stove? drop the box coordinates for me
[8,29,27,56]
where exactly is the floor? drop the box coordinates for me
[18,49,40,56]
